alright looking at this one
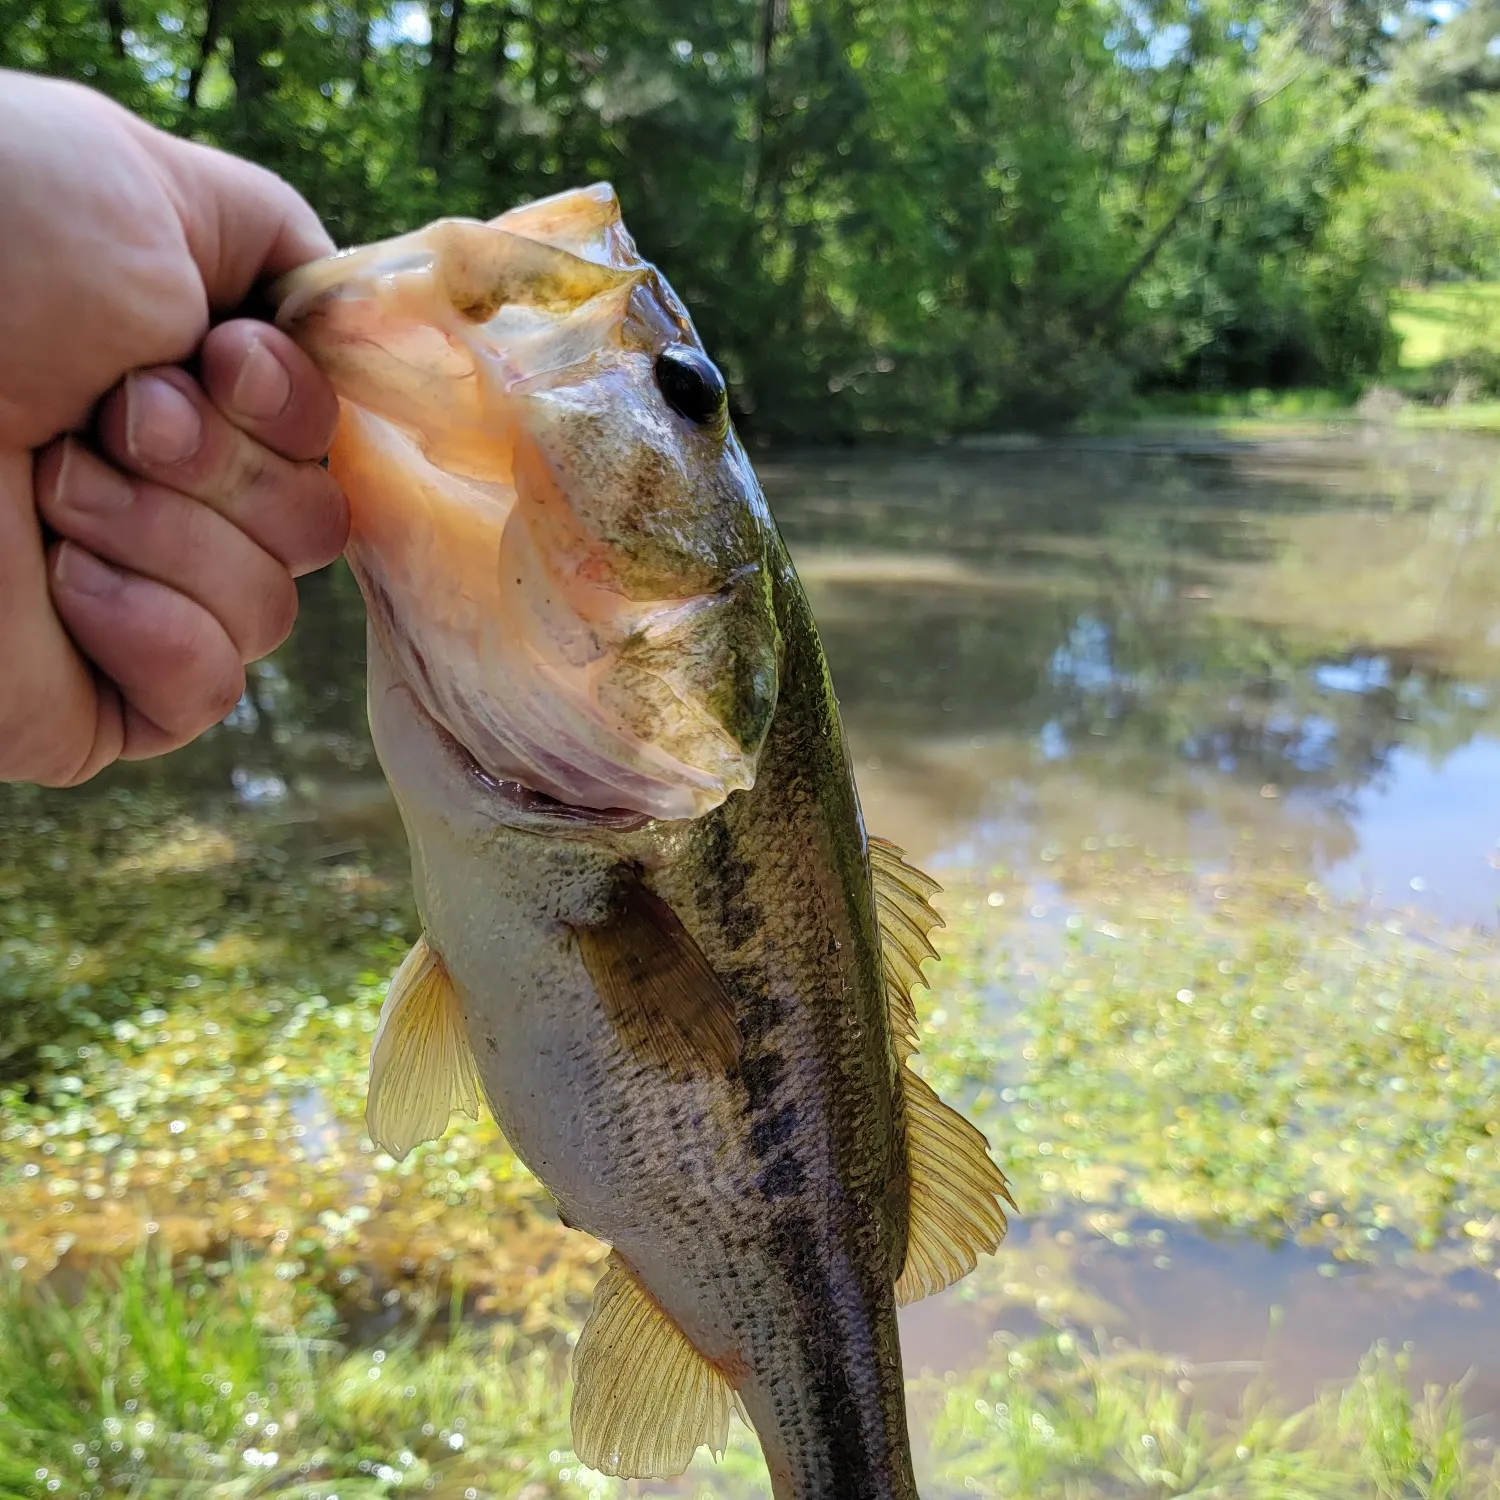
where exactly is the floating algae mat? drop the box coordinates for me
[925,842,1500,1274]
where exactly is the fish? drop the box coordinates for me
[274,184,1013,1500]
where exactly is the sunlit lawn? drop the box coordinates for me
[1392,283,1500,369]
[1113,282,1500,435]
[2,787,1499,1496]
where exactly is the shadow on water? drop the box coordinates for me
[6,426,1500,1445]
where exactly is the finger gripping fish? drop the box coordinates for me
[275,184,1013,1500]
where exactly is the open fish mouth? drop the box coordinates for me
[385,661,655,834]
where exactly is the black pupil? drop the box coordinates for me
[654,346,726,425]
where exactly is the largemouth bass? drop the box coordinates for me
[274,185,1012,1500]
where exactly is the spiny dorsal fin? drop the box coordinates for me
[573,873,740,1078]
[869,836,945,1058]
[895,1067,1015,1304]
[572,1251,739,1479]
[366,934,484,1161]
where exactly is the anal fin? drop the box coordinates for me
[571,1252,739,1479]
[366,934,485,1161]
[573,872,740,1078]
[895,1067,1014,1305]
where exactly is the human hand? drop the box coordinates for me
[0,71,349,786]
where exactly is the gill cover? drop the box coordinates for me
[274,185,780,820]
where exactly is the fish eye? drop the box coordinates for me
[654,345,728,427]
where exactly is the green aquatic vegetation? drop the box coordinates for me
[0,784,414,1083]
[0,786,597,1333]
[920,845,1500,1273]
[6,792,1499,1327]
[0,1253,591,1500]
[0,967,597,1332]
[926,1331,1499,1499]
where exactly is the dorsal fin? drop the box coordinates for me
[573,871,740,1078]
[893,1067,1014,1304]
[870,836,1015,1302]
[571,1252,740,1478]
[869,836,945,1058]
[366,934,485,1161]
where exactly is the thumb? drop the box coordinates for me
[142,125,335,312]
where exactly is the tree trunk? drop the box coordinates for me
[1087,73,1298,332]
[1136,47,1196,216]
[186,0,230,109]
[419,0,466,165]
[743,0,787,205]
[100,0,126,58]
[353,0,372,98]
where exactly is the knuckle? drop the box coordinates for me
[149,610,241,727]
[259,463,348,574]
[166,654,246,733]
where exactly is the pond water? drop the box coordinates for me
[6,424,1500,1480]
[762,430,1500,1444]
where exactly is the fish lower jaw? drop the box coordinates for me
[413,667,753,822]
[399,681,655,831]
[476,739,741,823]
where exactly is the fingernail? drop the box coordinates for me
[55,438,133,511]
[230,336,293,421]
[54,543,123,599]
[125,372,203,467]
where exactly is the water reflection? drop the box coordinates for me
[81,427,1500,934]
[764,432,1500,927]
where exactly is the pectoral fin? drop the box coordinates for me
[571,1252,739,1478]
[366,934,485,1161]
[573,874,740,1077]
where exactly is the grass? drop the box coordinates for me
[0,1255,1494,1500]
[1392,284,1500,370]
[0,1252,587,1500]
[924,1330,1496,1499]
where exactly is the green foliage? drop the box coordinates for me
[2,0,1497,433]
[1393,282,1500,370]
